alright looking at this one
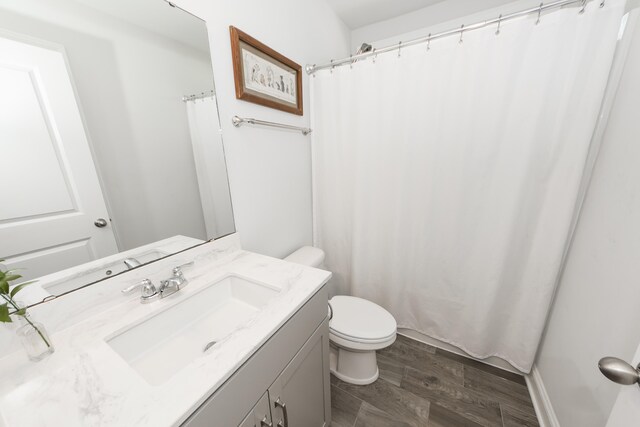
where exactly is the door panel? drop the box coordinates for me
[269,320,331,427]
[239,392,273,427]
[1,65,74,219]
[0,35,118,281]
[605,343,640,426]
[5,239,94,281]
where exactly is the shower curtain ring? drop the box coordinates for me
[536,3,543,25]
[496,14,502,35]
[330,59,334,74]
[579,0,587,13]
[600,0,605,7]
[427,33,432,51]
[372,48,378,63]
[349,54,353,69]
[459,25,464,44]
[398,41,402,57]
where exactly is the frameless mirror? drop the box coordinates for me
[0,0,234,306]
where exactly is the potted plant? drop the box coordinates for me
[0,262,54,361]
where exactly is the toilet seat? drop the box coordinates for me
[330,328,396,344]
[329,296,397,347]
[329,330,397,352]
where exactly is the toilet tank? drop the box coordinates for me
[284,246,325,268]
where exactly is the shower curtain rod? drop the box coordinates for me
[182,90,215,102]
[305,0,601,74]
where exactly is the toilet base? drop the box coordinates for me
[329,344,379,385]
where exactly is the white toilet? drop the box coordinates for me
[285,246,397,385]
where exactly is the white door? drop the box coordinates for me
[0,35,118,281]
[602,344,640,426]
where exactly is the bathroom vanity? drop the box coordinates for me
[0,235,332,427]
[185,279,330,427]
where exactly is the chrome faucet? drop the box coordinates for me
[121,278,159,304]
[159,262,194,298]
[123,258,142,270]
[121,261,194,304]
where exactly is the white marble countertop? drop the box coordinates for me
[0,235,331,427]
[18,235,204,306]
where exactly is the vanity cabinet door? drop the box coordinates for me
[239,392,273,427]
[268,319,331,427]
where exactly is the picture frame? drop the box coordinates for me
[229,26,303,116]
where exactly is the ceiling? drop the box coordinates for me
[73,0,209,53]
[0,0,210,54]
[326,0,446,29]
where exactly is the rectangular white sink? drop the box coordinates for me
[106,275,279,386]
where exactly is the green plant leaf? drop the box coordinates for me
[10,281,36,298]
[0,268,24,276]
[0,304,11,323]
[4,274,21,282]
[0,280,8,295]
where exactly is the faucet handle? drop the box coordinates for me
[172,261,194,276]
[121,279,158,303]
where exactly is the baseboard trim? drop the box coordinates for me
[525,365,560,427]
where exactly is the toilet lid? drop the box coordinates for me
[329,296,397,342]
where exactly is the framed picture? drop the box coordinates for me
[230,26,303,116]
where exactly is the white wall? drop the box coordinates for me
[351,0,531,50]
[535,16,640,427]
[0,1,214,250]
[175,0,351,258]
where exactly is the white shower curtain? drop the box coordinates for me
[185,97,235,239]
[312,1,625,372]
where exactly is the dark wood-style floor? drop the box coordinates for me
[331,335,539,427]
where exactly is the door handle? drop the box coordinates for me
[599,357,640,386]
[94,218,108,228]
[274,397,288,427]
